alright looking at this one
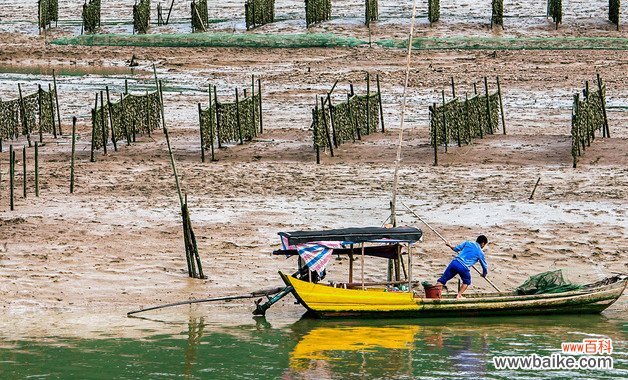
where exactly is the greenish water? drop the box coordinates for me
[0,314,625,379]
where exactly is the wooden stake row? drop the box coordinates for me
[429,76,506,165]
[313,73,385,163]
[198,75,263,162]
[3,143,41,211]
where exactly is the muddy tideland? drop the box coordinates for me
[0,1,626,338]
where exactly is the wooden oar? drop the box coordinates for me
[400,201,502,292]
[127,287,285,316]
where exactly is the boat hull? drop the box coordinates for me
[279,272,627,319]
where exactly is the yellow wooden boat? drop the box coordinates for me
[260,226,627,318]
[280,271,627,318]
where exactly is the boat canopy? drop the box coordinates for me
[278,226,423,246]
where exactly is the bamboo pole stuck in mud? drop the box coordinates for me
[313,109,320,164]
[159,79,204,279]
[496,76,506,135]
[214,86,221,148]
[320,97,334,157]
[451,77,456,98]
[596,74,610,138]
[145,90,151,138]
[158,81,183,208]
[326,93,338,148]
[99,91,107,155]
[207,86,215,161]
[400,201,502,292]
[70,117,76,194]
[18,85,31,148]
[235,89,243,144]
[198,103,205,163]
[258,78,263,134]
[120,94,130,145]
[529,177,541,200]
[106,87,117,151]
[9,145,14,210]
[52,70,61,135]
[35,142,39,197]
[22,147,26,198]
[441,90,447,153]
[431,103,438,166]
[38,85,43,142]
[484,77,493,134]
[90,109,96,162]
[251,77,256,138]
[366,72,371,134]
[48,84,56,138]
[376,74,384,133]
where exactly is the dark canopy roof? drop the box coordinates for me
[279,226,423,245]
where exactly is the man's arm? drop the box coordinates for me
[479,252,488,277]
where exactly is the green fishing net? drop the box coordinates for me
[516,270,582,295]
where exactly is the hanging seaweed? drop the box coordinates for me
[133,0,151,34]
[312,88,381,151]
[38,87,56,134]
[90,90,162,152]
[428,0,440,24]
[191,0,209,32]
[609,0,620,28]
[199,86,261,152]
[305,0,332,27]
[548,0,562,27]
[570,82,608,168]
[245,0,275,30]
[492,0,503,27]
[0,87,57,141]
[430,93,500,147]
[365,0,378,25]
[82,0,101,34]
[38,0,59,29]
[0,100,21,141]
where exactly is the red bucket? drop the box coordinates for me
[424,284,442,299]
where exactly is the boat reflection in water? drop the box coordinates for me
[287,322,490,378]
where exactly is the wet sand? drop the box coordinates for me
[0,1,626,338]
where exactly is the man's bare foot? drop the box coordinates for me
[456,294,464,299]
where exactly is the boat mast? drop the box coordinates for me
[390,0,418,227]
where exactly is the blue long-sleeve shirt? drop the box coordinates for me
[453,241,488,276]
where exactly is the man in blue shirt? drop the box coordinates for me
[437,235,489,299]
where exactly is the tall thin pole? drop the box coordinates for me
[48,84,56,138]
[496,76,506,135]
[35,142,39,197]
[235,89,243,144]
[484,76,493,134]
[106,86,117,151]
[99,91,107,154]
[159,81,183,208]
[22,146,27,198]
[390,0,418,227]
[53,70,62,135]
[376,74,385,133]
[257,79,263,134]
[198,103,205,163]
[70,117,77,193]
[10,145,14,210]
[38,84,43,143]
